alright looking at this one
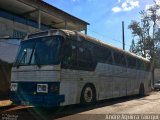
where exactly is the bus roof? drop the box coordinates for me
[26,29,150,62]
[61,29,149,62]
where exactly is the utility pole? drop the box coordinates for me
[122,21,125,50]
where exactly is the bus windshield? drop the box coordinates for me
[14,36,63,67]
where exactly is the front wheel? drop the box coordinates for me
[80,84,96,104]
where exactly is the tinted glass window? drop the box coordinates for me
[62,41,93,70]
[19,42,35,65]
[127,56,136,68]
[94,46,112,64]
[137,60,151,70]
[114,52,126,66]
[137,59,141,69]
[14,36,62,66]
[62,42,77,68]
[104,48,112,64]
[143,62,150,71]
[77,47,92,69]
[35,37,61,65]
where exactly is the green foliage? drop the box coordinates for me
[128,1,160,67]
[129,39,136,53]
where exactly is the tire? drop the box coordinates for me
[80,84,96,105]
[139,83,145,97]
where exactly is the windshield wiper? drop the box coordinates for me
[28,42,41,68]
[16,52,26,68]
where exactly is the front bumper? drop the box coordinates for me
[10,92,64,107]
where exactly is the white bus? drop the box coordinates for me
[10,29,152,107]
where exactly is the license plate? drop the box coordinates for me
[21,101,29,105]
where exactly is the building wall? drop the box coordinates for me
[154,68,160,83]
[0,60,12,96]
[0,39,20,63]
[0,9,51,38]
[0,9,53,62]
[0,17,40,38]
[0,15,42,63]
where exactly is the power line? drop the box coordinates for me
[87,28,131,48]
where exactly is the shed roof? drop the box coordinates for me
[0,0,89,31]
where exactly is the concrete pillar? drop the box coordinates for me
[64,20,67,29]
[85,26,87,35]
[38,10,41,30]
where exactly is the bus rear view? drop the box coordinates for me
[10,30,65,107]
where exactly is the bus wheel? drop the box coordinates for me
[139,83,145,97]
[80,84,96,104]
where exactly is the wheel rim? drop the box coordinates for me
[84,87,93,103]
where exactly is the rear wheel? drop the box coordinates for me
[80,84,96,104]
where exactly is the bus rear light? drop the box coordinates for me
[37,84,48,93]
[10,83,18,91]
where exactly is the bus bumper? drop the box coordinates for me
[10,93,65,107]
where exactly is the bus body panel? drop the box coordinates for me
[11,65,61,82]
[10,59,152,107]
[10,29,152,107]
[59,63,152,105]
[10,65,65,107]
[59,69,98,105]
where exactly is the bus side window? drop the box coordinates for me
[104,48,113,64]
[136,59,141,70]
[113,52,126,67]
[127,56,136,69]
[77,47,92,70]
[137,59,148,70]
[93,46,112,64]
[62,42,77,68]
[70,45,77,66]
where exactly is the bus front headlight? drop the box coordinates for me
[37,84,48,93]
[10,83,18,91]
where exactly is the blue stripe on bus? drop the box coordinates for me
[10,92,64,107]
[10,81,65,107]
[11,81,60,94]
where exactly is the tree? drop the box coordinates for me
[129,1,160,67]
[129,39,136,53]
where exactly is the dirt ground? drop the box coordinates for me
[1,91,160,120]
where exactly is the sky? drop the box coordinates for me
[44,0,155,51]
